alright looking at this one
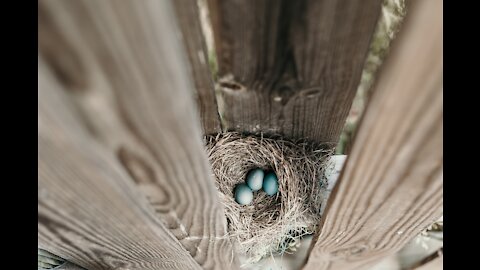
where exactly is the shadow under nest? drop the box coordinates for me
[205,132,334,264]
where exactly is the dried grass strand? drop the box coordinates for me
[205,132,333,264]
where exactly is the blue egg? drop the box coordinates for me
[234,183,253,205]
[246,168,264,191]
[263,172,279,196]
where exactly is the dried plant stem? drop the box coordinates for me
[205,133,333,264]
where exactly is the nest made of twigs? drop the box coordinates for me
[205,132,333,264]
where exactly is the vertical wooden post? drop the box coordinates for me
[39,59,201,269]
[39,0,238,269]
[173,0,222,135]
[208,0,382,143]
[303,0,443,269]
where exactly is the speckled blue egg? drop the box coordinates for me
[234,183,253,205]
[246,168,264,191]
[263,172,279,196]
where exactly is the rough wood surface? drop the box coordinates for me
[208,0,382,143]
[303,0,443,269]
[39,0,237,269]
[57,262,87,270]
[38,59,201,270]
[173,0,222,135]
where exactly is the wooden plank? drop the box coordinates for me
[57,262,87,270]
[38,0,238,269]
[38,59,201,269]
[303,0,443,269]
[207,0,382,143]
[173,0,222,135]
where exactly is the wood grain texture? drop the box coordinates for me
[39,0,238,269]
[173,0,222,135]
[38,59,201,270]
[207,0,382,143]
[303,0,443,269]
[57,262,87,270]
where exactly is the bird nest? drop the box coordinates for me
[205,132,333,264]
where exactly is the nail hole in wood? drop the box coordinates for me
[219,81,243,91]
[299,88,321,98]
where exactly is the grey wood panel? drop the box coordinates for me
[39,0,238,269]
[303,0,443,269]
[173,0,222,135]
[39,59,201,270]
[208,0,382,143]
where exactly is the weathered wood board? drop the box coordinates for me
[39,0,237,269]
[207,0,383,143]
[303,0,443,269]
[57,262,87,270]
[173,0,222,135]
[39,59,201,269]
